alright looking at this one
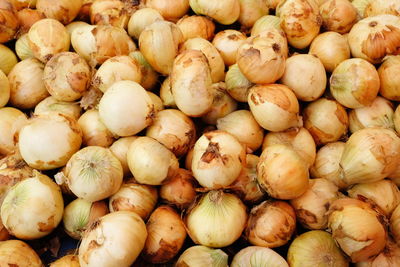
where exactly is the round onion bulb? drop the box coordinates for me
[238,0,270,29]
[378,56,400,101]
[212,30,246,66]
[127,136,179,186]
[232,246,288,267]
[0,0,19,43]
[90,0,129,28]
[1,171,63,239]
[248,84,302,132]
[78,109,115,147]
[251,15,282,36]
[109,182,158,220]
[109,136,138,176]
[390,204,400,243]
[176,245,228,267]
[365,0,400,17]
[0,44,17,75]
[225,63,253,102]
[127,8,163,39]
[184,190,247,248]
[128,50,159,91]
[15,34,34,60]
[146,0,189,22]
[34,96,82,120]
[245,200,296,248]
[0,107,27,156]
[18,113,82,170]
[0,240,42,267]
[0,70,9,108]
[189,0,240,25]
[50,255,80,267]
[176,15,215,41]
[37,0,82,24]
[287,230,349,267]
[330,58,380,108]
[320,0,358,33]
[78,211,147,267]
[257,144,309,199]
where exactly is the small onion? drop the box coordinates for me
[251,15,282,36]
[78,211,147,267]
[365,0,400,17]
[37,0,82,24]
[0,240,42,267]
[176,245,228,267]
[50,255,80,267]
[1,171,64,239]
[320,0,358,33]
[0,107,27,156]
[378,56,400,101]
[177,15,215,41]
[16,8,44,36]
[225,64,253,102]
[309,31,351,72]
[127,136,179,186]
[184,190,247,248]
[212,30,246,66]
[189,0,240,25]
[0,69,9,107]
[127,7,163,39]
[330,58,380,108]
[109,136,138,176]
[129,51,159,91]
[287,230,349,267]
[328,198,387,262]
[34,96,82,120]
[355,239,400,267]
[78,109,115,147]
[146,0,189,22]
[391,204,400,243]
[28,18,70,63]
[248,84,302,132]
[245,200,296,248]
[15,34,34,60]
[142,206,187,263]
[257,144,309,199]
[0,44,17,75]
[90,0,128,28]
[238,0,270,29]
[63,198,108,239]
[231,246,288,267]
[0,0,19,43]
[109,182,158,220]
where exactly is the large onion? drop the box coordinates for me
[0,240,42,267]
[0,107,27,156]
[238,0,269,28]
[37,0,82,24]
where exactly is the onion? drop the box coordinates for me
[1,171,63,239]
[78,109,115,147]
[0,44,17,75]
[395,105,400,134]
[171,49,213,117]
[378,56,400,101]
[63,198,108,239]
[77,0,93,21]
[16,8,44,36]
[320,0,358,33]
[147,91,164,112]
[245,200,296,248]
[146,0,189,22]
[127,136,179,186]
[212,30,246,66]
[0,107,27,156]
[291,178,340,229]
[330,58,380,108]
[37,0,82,24]
[251,15,282,36]
[18,113,82,170]
[280,54,326,101]
[28,18,70,63]
[90,0,128,28]
[184,190,247,248]
[177,15,215,41]
[248,84,302,132]
[276,0,321,49]
[355,239,400,267]
[139,20,183,75]
[365,0,400,17]
[142,206,187,263]
[238,0,269,29]
[127,7,163,39]
[328,198,387,262]
[34,96,82,120]
[128,51,159,91]
[231,246,288,267]
[309,31,351,72]
[159,76,176,107]
[348,15,400,64]
[8,58,49,109]
[189,0,240,25]
[257,144,309,199]
[15,33,33,60]
[391,204,400,243]
[0,240,42,266]
[9,0,36,10]
[50,255,80,267]
[176,245,228,267]
[78,211,147,267]
[287,230,349,267]
[340,127,400,185]
[109,136,137,176]
[352,0,370,19]
[262,127,316,168]
[225,64,253,102]
[0,0,19,43]
[0,70,9,108]
[66,21,90,36]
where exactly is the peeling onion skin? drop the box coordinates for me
[90,0,129,28]
[0,240,43,267]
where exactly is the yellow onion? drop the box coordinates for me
[276,0,321,49]
[127,7,163,39]
[159,76,176,107]
[225,64,253,102]
[280,54,326,101]
[0,107,27,156]
[139,20,183,75]
[303,98,349,145]
[391,204,400,243]
[78,211,147,267]
[0,240,42,267]
[63,198,108,239]
[171,49,213,117]
[78,109,115,147]
[98,80,154,136]
[212,30,246,66]
[251,15,282,36]
[0,44,17,75]
[309,31,351,72]
[16,8,44,36]
[146,0,189,21]
[291,178,340,229]
[356,239,400,267]
[146,109,195,158]
[328,198,386,262]
[310,141,347,189]
[340,127,400,185]
[248,84,302,132]
[8,58,49,109]
[66,21,90,36]
[129,51,159,91]
[109,136,138,176]
[147,91,164,112]
[287,230,349,267]
[245,200,296,248]
[348,15,400,64]
[18,113,82,170]
[9,0,36,10]
[0,70,9,107]
[237,29,287,84]
[0,0,19,43]
[365,0,400,17]
[238,0,269,29]
[184,190,247,248]
[378,56,400,101]
[330,58,380,108]
[15,33,33,60]
[127,136,179,185]
[1,171,63,239]
[262,127,316,168]
[71,24,136,66]
[189,0,240,25]
[176,245,228,267]
[177,15,215,41]
[109,182,157,219]
[320,0,358,33]
[231,246,288,267]
[50,255,80,267]
[37,0,82,24]
[90,0,128,28]
[191,130,246,189]
[257,144,309,199]
[28,18,70,63]
[142,206,187,263]
[34,96,81,120]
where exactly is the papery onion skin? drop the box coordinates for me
[378,56,400,101]
[0,0,19,43]
[212,30,246,67]
[109,136,138,176]
[78,109,115,147]
[177,15,215,41]
[66,21,90,36]
[0,240,43,267]
[0,44,17,75]
[0,107,27,156]
[251,15,282,36]
[146,0,189,22]
[16,8,44,37]
[320,0,358,34]
[231,246,289,267]
[90,0,128,28]
[37,0,82,25]
[127,7,163,39]
[34,96,82,120]
[0,70,9,108]
[189,0,240,25]
[176,245,228,267]
[238,0,270,29]
[225,64,253,103]
[50,254,80,267]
